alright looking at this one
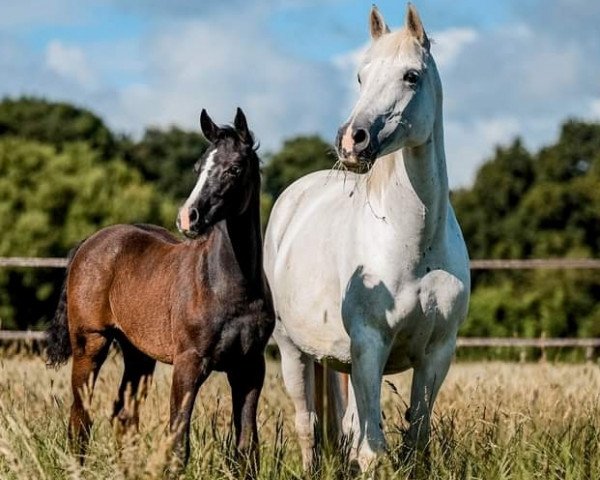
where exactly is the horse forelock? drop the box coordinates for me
[370,28,429,61]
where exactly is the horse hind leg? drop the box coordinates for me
[112,336,156,435]
[69,330,112,457]
[274,326,318,471]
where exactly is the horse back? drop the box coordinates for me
[67,224,191,363]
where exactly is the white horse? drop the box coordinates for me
[264,4,470,472]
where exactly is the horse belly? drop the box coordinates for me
[268,226,352,362]
[110,283,175,364]
[116,317,174,364]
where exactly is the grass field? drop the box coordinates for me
[1,352,599,479]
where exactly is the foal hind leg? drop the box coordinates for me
[112,337,156,435]
[274,325,318,471]
[69,331,112,457]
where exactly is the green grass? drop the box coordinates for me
[1,352,600,479]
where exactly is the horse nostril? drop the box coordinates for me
[188,207,200,227]
[352,128,370,152]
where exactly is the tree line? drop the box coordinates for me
[0,97,598,339]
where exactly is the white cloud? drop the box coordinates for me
[435,12,600,186]
[1,0,599,189]
[445,116,521,186]
[430,28,478,69]
[105,7,350,150]
[45,41,97,90]
[590,98,600,118]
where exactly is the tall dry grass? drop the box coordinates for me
[1,351,599,479]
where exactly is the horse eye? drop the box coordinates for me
[403,69,420,85]
[357,73,362,85]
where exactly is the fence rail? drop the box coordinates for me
[0,257,599,270]
[2,330,599,354]
[469,258,600,270]
[1,258,599,359]
[0,257,68,268]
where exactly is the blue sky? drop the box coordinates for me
[1,0,599,187]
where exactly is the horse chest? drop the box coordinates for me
[194,298,273,369]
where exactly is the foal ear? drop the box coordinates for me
[370,5,390,40]
[200,109,219,143]
[233,107,251,145]
[405,3,430,49]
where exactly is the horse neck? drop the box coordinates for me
[214,180,264,297]
[366,112,449,251]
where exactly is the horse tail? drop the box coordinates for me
[314,364,347,445]
[45,242,82,368]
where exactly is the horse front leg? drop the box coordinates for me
[227,354,265,477]
[350,327,390,473]
[406,339,455,451]
[169,349,210,471]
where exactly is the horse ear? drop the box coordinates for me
[405,3,430,49]
[200,109,219,143]
[234,107,251,145]
[370,5,390,40]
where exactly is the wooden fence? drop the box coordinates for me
[0,256,599,359]
[0,257,599,270]
[2,331,599,361]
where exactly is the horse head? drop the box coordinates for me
[336,4,441,172]
[178,108,259,238]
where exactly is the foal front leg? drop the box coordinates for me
[169,349,210,469]
[227,354,266,476]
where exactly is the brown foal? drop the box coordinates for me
[46,108,274,473]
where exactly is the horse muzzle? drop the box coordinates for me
[336,123,377,172]
[177,206,210,239]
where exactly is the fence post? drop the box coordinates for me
[540,332,547,363]
[585,346,595,364]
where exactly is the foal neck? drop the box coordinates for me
[219,183,264,297]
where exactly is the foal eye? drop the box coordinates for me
[403,69,421,85]
[225,166,242,178]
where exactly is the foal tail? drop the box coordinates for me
[45,243,82,368]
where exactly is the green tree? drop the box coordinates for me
[262,135,335,200]
[534,120,600,182]
[453,119,600,340]
[122,126,209,201]
[453,138,535,259]
[0,137,176,330]
[0,97,118,157]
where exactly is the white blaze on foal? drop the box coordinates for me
[264,3,470,473]
[179,149,217,231]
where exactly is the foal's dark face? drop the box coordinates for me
[177,108,257,238]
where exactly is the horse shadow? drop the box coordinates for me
[341,265,396,337]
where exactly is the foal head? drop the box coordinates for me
[336,4,442,172]
[177,108,259,238]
